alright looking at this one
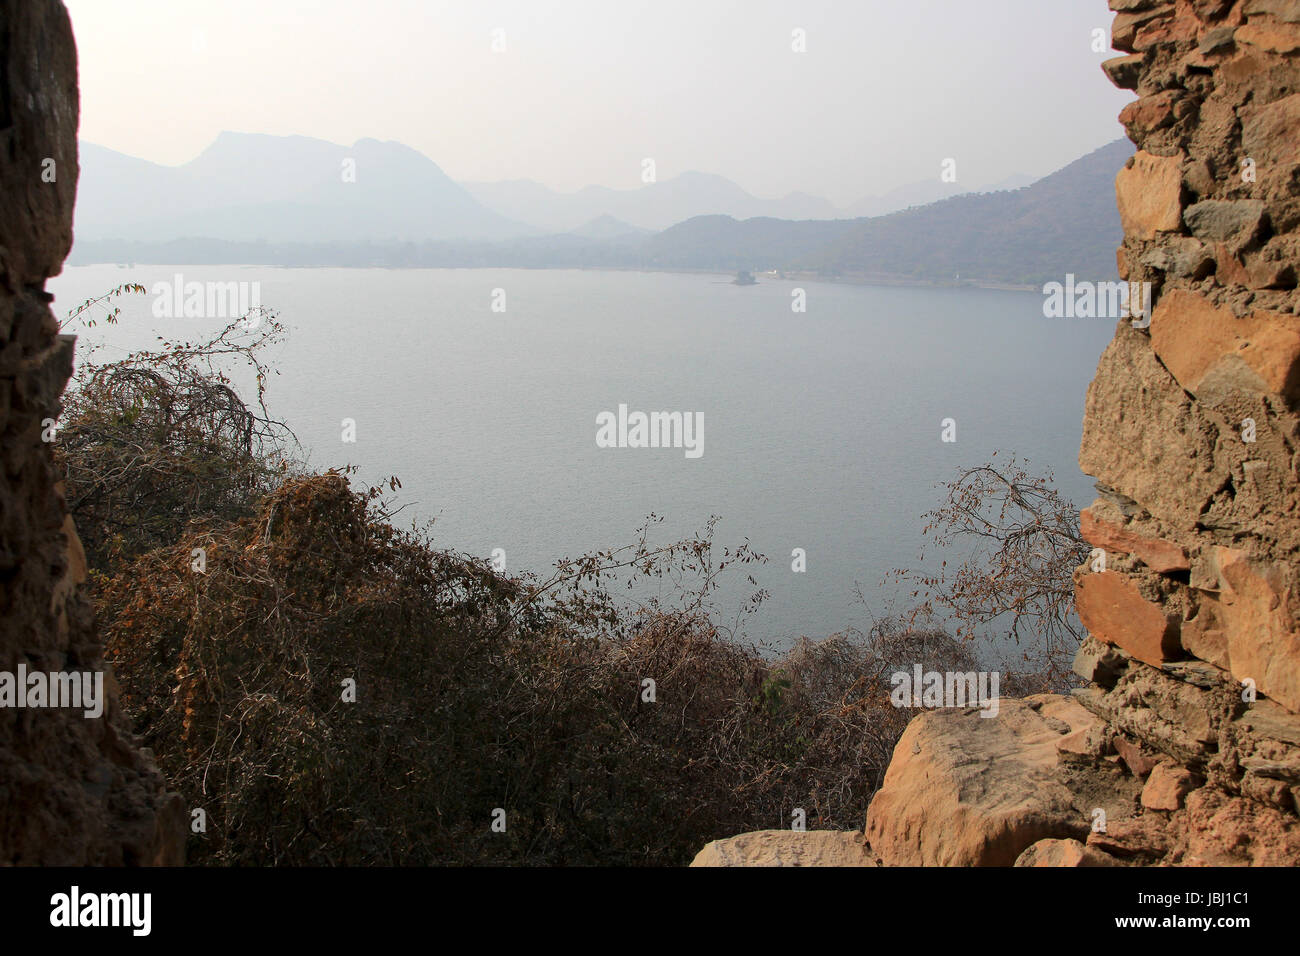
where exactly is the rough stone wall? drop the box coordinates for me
[1065,0,1300,861]
[0,0,184,864]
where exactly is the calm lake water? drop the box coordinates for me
[49,265,1116,650]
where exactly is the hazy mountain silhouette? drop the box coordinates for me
[638,140,1132,284]
[803,140,1132,283]
[842,172,1036,218]
[462,172,841,232]
[78,132,1055,247]
[568,215,652,239]
[464,170,1038,232]
[71,138,1129,286]
[75,132,530,242]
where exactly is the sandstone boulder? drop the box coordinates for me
[864,695,1139,866]
[689,830,878,867]
[1014,838,1120,866]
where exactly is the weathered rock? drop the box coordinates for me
[1244,0,1300,22]
[689,830,879,867]
[1014,838,1121,866]
[1236,20,1300,52]
[1183,199,1267,248]
[1212,547,1300,713]
[1079,325,1226,530]
[0,0,184,864]
[1181,604,1233,671]
[1080,505,1190,573]
[1103,53,1146,89]
[1149,289,1300,407]
[1074,570,1182,666]
[1115,151,1185,239]
[1199,26,1239,54]
[1240,94,1300,195]
[1178,787,1300,864]
[1120,90,1181,135]
[1142,762,1202,809]
[864,695,1140,866]
[1073,634,1131,687]
[1113,734,1160,777]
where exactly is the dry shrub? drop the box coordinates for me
[57,311,293,576]
[101,469,961,865]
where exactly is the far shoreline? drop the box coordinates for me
[62,258,1043,294]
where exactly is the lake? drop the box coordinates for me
[49,265,1117,651]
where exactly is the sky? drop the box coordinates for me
[63,0,1132,206]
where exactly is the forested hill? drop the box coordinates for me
[640,139,1132,285]
[797,139,1132,284]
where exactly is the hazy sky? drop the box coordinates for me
[64,0,1131,205]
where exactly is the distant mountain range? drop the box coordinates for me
[70,134,1132,287]
[840,173,1036,219]
[637,140,1133,285]
[454,170,1036,233]
[75,132,1036,242]
[462,173,850,232]
[75,132,528,243]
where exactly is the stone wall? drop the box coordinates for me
[0,0,183,864]
[1065,0,1300,861]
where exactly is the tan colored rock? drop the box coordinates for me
[1142,762,1201,810]
[1102,53,1145,90]
[1115,151,1184,239]
[1079,326,1226,530]
[1236,20,1300,52]
[1214,547,1300,713]
[1215,244,1254,286]
[1086,814,1172,862]
[1181,603,1233,671]
[689,830,878,867]
[1080,506,1189,573]
[1112,7,1176,52]
[1119,91,1179,135]
[1113,735,1159,777]
[864,695,1136,866]
[1134,11,1200,50]
[1150,289,1300,407]
[1075,570,1181,666]
[1244,0,1300,23]
[1180,787,1300,865]
[1241,94,1300,193]
[1014,838,1120,867]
